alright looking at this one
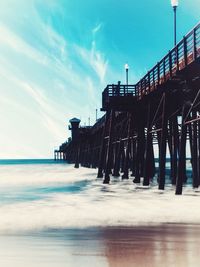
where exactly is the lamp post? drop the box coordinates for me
[96,108,98,122]
[171,0,179,46]
[125,63,129,85]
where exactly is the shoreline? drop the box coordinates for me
[2,221,200,235]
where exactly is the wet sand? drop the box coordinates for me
[0,224,200,267]
[102,224,200,267]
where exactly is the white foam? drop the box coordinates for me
[0,163,200,233]
[0,164,95,186]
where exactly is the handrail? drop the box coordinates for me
[102,84,136,109]
[105,84,136,96]
[136,22,200,99]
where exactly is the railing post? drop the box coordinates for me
[193,28,197,60]
[135,85,137,97]
[148,72,150,93]
[163,58,166,82]
[111,84,114,96]
[169,51,172,78]
[144,78,146,95]
[153,68,155,90]
[176,45,179,71]
[183,36,188,66]
[157,63,160,85]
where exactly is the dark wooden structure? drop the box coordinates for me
[57,22,200,194]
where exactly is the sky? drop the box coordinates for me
[0,0,199,159]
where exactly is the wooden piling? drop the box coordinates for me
[176,106,188,195]
[103,110,115,184]
[122,113,132,179]
[143,103,155,186]
[158,93,167,190]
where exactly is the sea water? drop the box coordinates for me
[0,159,199,231]
[0,159,200,267]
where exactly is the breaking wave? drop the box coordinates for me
[0,161,200,233]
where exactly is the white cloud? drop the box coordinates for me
[92,23,102,35]
[75,41,108,83]
[41,23,68,62]
[0,3,109,158]
[0,23,47,66]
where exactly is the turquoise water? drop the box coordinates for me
[0,160,91,205]
[0,159,63,165]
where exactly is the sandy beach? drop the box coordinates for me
[0,224,200,267]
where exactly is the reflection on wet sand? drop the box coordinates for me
[0,225,200,267]
[103,224,200,267]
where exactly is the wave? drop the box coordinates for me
[0,163,200,233]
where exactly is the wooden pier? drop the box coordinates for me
[56,22,200,194]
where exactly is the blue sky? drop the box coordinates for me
[0,0,199,159]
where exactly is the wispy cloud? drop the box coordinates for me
[0,1,110,158]
[75,41,108,83]
[0,23,47,65]
[92,23,102,35]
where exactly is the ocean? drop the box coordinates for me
[0,159,200,267]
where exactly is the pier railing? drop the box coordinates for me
[102,84,136,110]
[136,22,200,99]
[102,22,200,107]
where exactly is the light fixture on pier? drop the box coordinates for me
[171,0,179,46]
[96,109,98,122]
[124,63,129,85]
